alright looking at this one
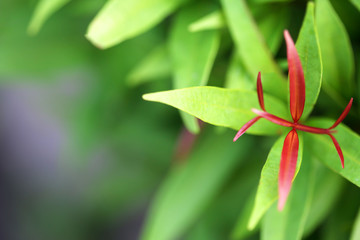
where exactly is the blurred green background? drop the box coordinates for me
[1,0,360,240]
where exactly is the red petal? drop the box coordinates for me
[252,109,293,128]
[233,116,261,142]
[328,134,345,168]
[278,129,299,210]
[329,98,353,130]
[284,30,305,123]
[257,72,265,111]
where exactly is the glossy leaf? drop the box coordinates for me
[350,0,360,12]
[261,150,315,240]
[28,0,70,35]
[127,45,171,86]
[220,0,287,98]
[316,0,355,98]
[302,161,344,236]
[295,2,322,120]
[248,133,303,229]
[306,118,360,187]
[141,129,253,240]
[170,5,220,133]
[351,208,360,240]
[86,0,185,49]
[143,87,290,136]
[188,10,225,32]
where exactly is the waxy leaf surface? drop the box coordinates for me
[261,151,315,240]
[220,0,287,100]
[316,0,355,99]
[248,133,303,229]
[170,5,220,133]
[86,0,185,49]
[295,2,322,120]
[143,87,289,136]
[141,129,253,240]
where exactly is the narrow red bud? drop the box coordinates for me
[284,30,305,123]
[329,98,353,130]
[257,72,265,111]
[328,134,345,168]
[278,129,299,210]
[233,116,262,142]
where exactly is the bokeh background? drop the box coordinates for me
[2,0,360,240]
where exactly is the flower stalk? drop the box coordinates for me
[233,30,353,210]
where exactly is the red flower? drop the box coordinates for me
[233,30,353,210]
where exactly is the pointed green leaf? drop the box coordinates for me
[86,0,186,49]
[143,87,289,136]
[248,133,303,230]
[225,52,254,90]
[127,45,171,86]
[306,118,360,187]
[188,10,225,32]
[28,0,70,35]
[303,161,344,236]
[350,0,360,12]
[220,0,286,98]
[261,151,316,240]
[316,0,355,98]
[170,5,221,133]
[141,129,254,240]
[295,2,322,120]
[351,208,360,240]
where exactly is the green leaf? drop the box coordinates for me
[127,45,171,86]
[302,161,344,236]
[248,0,293,2]
[170,5,221,133]
[27,0,71,35]
[141,128,254,240]
[350,0,360,11]
[220,0,286,98]
[261,151,316,240]
[143,87,290,136]
[351,208,360,240]
[188,10,225,32]
[315,0,355,99]
[295,2,322,120]
[306,118,360,187]
[86,0,186,49]
[248,133,304,230]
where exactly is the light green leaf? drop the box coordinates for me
[306,118,360,187]
[295,2,322,120]
[170,5,221,133]
[28,0,70,35]
[248,133,303,230]
[143,87,290,136]
[316,0,355,99]
[351,208,360,240]
[350,0,360,11]
[127,45,171,86]
[86,0,186,49]
[261,151,316,240]
[220,0,286,98]
[188,10,225,32]
[248,0,293,2]
[141,129,253,240]
[303,160,344,236]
